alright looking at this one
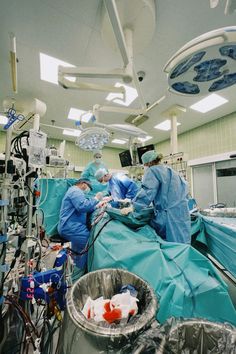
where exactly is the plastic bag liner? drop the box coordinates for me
[131,318,236,354]
[58,268,158,354]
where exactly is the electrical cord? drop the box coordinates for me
[88,215,113,271]
[2,248,21,284]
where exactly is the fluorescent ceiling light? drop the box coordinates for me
[0,115,8,125]
[154,119,181,131]
[190,93,228,113]
[40,53,75,84]
[63,129,81,137]
[68,108,92,123]
[111,139,127,144]
[138,135,152,142]
[106,82,138,106]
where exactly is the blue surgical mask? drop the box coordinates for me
[95,158,101,164]
[84,187,90,194]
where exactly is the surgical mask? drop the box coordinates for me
[95,158,101,164]
[84,187,90,194]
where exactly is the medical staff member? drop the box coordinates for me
[95,168,139,201]
[133,150,191,244]
[58,178,105,273]
[81,150,107,180]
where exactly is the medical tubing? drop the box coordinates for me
[87,216,113,271]
[20,174,49,208]
[71,216,113,256]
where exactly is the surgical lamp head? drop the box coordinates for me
[75,127,110,151]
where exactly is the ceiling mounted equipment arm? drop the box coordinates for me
[10,33,17,93]
[58,0,156,109]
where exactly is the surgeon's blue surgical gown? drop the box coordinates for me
[109,174,139,200]
[58,186,98,268]
[133,165,191,244]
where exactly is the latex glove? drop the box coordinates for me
[120,206,133,215]
[122,198,131,203]
[103,196,113,202]
[95,192,103,201]
[96,200,107,209]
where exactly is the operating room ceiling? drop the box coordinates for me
[1,0,236,148]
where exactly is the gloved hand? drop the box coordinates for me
[122,198,131,203]
[95,192,103,201]
[103,196,113,202]
[120,206,133,215]
[96,200,107,209]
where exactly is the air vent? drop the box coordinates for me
[125,114,149,126]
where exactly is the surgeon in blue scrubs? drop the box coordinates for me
[58,178,105,274]
[95,169,139,201]
[81,150,108,180]
[81,150,108,194]
[133,150,191,244]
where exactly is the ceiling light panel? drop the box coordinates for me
[154,119,181,131]
[0,115,8,125]
[138,135,152,142]
[190,93,228,113]
[106,82,138,106]
[40,53,75,85]
[68,108,92,123]
[111,139,127,144]
[63,129,81,137]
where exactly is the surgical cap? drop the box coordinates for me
[95,168,107,181]
[75,178,93,190]
[141,150,158,164]
[93,150,102,157]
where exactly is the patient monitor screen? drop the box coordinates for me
[119,150,132,167]
[137,144,154,164]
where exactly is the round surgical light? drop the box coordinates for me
[164,26,236,95]
[75,127,110,151]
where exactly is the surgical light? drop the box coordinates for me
[75,127,110,151]
[164,26,236,95]
[190,93,228,113]
[106,83,138,106]
[154,120,181,131]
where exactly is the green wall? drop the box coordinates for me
[1,110,236,172]
[155,111,236,160]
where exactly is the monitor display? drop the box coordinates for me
[137,144,155,164]
[119,150,132,167]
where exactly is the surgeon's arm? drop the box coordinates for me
[120,175,138,199]
[133,169,160,211]
[126,180,138,199]
[71,191,98,213]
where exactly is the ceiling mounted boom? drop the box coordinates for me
[58,0,156,107]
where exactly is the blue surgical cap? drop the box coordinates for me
[95,168,107,181]
[75,178,93,190]
[141,150,158,164]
